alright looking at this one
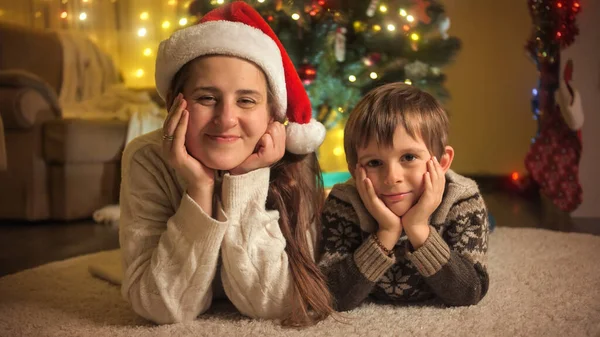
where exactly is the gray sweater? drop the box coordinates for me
[318,170,489,311]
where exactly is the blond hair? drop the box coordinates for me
[344,82,449,168]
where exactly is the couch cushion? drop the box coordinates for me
[44,118,127,164]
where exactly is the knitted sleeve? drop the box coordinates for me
[318,189,395,311]
[218,168,297,319]
[405,193,490,306]
[120,145,228,324]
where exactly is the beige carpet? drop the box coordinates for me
[1,227,599,337]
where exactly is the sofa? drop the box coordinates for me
[0,22,129,221]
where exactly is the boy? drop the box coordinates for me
[319,83,489,311]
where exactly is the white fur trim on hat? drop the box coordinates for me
[286,118,326,154]
[155,20,286,118]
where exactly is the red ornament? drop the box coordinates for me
[298,63,317,85]
[411,0,432,24]
[368,52,381,64]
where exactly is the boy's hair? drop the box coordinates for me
[344,82,450,168]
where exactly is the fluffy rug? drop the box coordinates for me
[1,227,599,337]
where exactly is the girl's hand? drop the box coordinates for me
[162,93,215,204]
[355,165,403,250]
[229,121,286,175]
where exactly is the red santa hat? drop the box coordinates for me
[155,1,325,154]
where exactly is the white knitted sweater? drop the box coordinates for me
[119,129,301,324]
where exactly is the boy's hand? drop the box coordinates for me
[355,165,403,250]
[230,121,286,175]
[402,156,446,249]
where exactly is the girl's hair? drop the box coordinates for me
[167,57,334,327]
[344,82,450,168]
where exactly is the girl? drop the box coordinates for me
[119,1,332,327]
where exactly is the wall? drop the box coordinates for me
[441,0,538,175]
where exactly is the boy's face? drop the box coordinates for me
[355,125,432,217]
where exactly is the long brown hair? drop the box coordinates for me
[167,57,334,327]
[268,151,334,326]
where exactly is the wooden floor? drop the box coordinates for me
[0,182,598,277]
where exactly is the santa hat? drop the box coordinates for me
[155,1,325,154]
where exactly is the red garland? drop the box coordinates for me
[526,0,581,62]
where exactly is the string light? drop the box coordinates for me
[348,75,356,82]
[140,12,149,20]
[337,107,344,113]
[373,24,381,32]
[60,11,68,19]
[168,0,177,5]
[162,21,171,29]
[406,15,415,22]
[291,13,300,20]
[143,48,152,56]
[387,24,395,31]
[379,5,387,13]
[370,72,378,79]
[399,9,407,16]
[403,24,410,31]
[79,12,87,21]
[137,28,147,37]
[411,33,420,41]
[135,69,145,78]
[258,0,265,2]
[404,79,412,85]
[179,18,188,26]
[216,0,224,4]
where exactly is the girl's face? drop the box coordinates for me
[181,56,272,170]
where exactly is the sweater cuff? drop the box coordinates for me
[171,193,228,242]
[406,227,451,277]
[221,167,270,220]
[353,235,396,282]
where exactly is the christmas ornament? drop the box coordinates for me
[353,20,367,33]
[366,0,379,17]
[438,16,450,39]
[554,59,584,131]
[188,0,206,20]
[404,60,429,78]
[411,0,431,24]
[335,27,347,62]
[298,62,317,85]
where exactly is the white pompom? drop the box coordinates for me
[285,118,326,154]
[555,85,584,131]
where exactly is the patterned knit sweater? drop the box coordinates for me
[318,170,489,311]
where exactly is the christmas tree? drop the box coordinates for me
[187,0,460,173]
